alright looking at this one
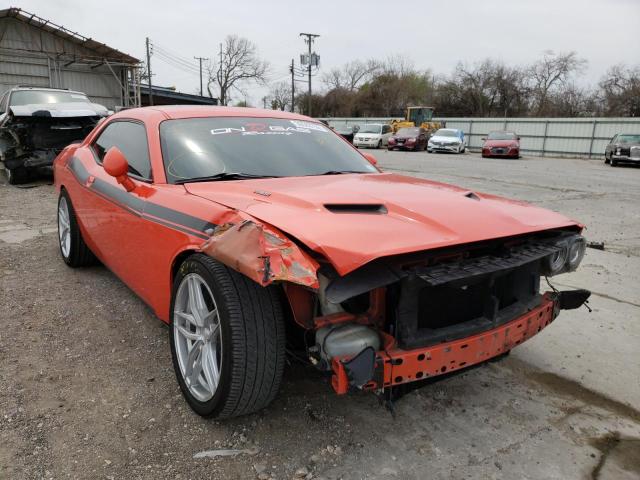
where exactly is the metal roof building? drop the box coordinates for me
[0,7,142,109]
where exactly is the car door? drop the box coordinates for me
[74,120,156,296]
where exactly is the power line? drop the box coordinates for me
[153,49,201,73]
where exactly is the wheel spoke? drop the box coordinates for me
[201,342,219,392]
[185,339,203,384]
[203,307,218,324]
[176,324,202,341]
[187,276,206,327]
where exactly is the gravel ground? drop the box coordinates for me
[1,152,639,480]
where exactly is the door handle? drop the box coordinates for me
[86,175,95,187]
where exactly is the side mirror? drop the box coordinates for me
[362,152,378,166]
[103,147,135,192]
[517,136,521,140]
[481,137,487,141]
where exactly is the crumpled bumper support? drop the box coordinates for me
[330,291,588,395]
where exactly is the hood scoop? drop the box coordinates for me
[324,203,388,214]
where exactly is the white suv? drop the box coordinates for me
[353,123,392,149]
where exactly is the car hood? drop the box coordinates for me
[185,173,577,275]
[484,139,518,147]
[9,102,108,118]
[430,135,459,143]
[355,133,381,138]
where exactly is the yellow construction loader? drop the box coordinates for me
[390,106,444,135]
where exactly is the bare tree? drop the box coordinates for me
[322,60,380,91]
[528,51,587,115]
[598,64,640,117]
[206,35,269,106]
[268,81,292,111]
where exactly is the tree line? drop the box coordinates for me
[204,36,638,118]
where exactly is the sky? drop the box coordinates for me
[11,0,640,106]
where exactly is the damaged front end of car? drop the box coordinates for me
[0,109,104,182]
[280,229,590,395]
[195,209,590,398]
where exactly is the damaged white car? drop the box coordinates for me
[0,86,109,184]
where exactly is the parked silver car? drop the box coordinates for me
[353,123,393,149]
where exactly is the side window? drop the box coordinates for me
[93,121,152,179]
[383,125,390,134]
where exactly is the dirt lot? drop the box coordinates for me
[1,152,639,480]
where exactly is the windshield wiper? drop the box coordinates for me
[174,172,279,184]
[314,170,368,176]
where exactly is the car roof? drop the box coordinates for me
[9,86,87,95]
[109,105,319,123]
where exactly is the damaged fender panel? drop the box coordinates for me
[201,214,320,289]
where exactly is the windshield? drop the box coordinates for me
[359,124,382,134]
[618,134,640,144]
[160,117,378,183]
[487,131,517,140]
[10,90,91,106]
[397,128,419,136]
[434,129,458,137]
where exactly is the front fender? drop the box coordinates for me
[200,211,319,289]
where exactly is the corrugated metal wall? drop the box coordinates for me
[0,17,126,109]
[320,117,640,158]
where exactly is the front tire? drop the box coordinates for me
[6,167,29,185]
[611,159,618,167]
[170,254,286,418]
[57,189,95,267]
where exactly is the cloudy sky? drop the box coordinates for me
[14,0,640,105]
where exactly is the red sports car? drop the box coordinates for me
[482,131,521,158]
[54,107,589,418]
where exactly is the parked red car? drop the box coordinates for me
[482,131,520,158]
[54,106,589,418]
[388,127,428,151]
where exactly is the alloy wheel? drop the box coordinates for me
[173,273,222,402]
[58,196,71,258]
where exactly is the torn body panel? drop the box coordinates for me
[200,213,320,290]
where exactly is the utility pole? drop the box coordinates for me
[218,43,224,105]
[262,96,267,109]
[299,33,319,116]
[289,58,295,113]
[145,37,153,106]
[194,56,209,97]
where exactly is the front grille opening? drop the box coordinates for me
[396,261,541,349]
[324,203,387,214]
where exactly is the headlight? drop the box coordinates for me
[541,234,586,276]
[616,148,621,155]
[567,236,586,270]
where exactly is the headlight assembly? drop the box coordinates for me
[541,234,586,276]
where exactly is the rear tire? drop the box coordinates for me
[6,167,29,185]
[57,189,96,267]
[170,254,286,418]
